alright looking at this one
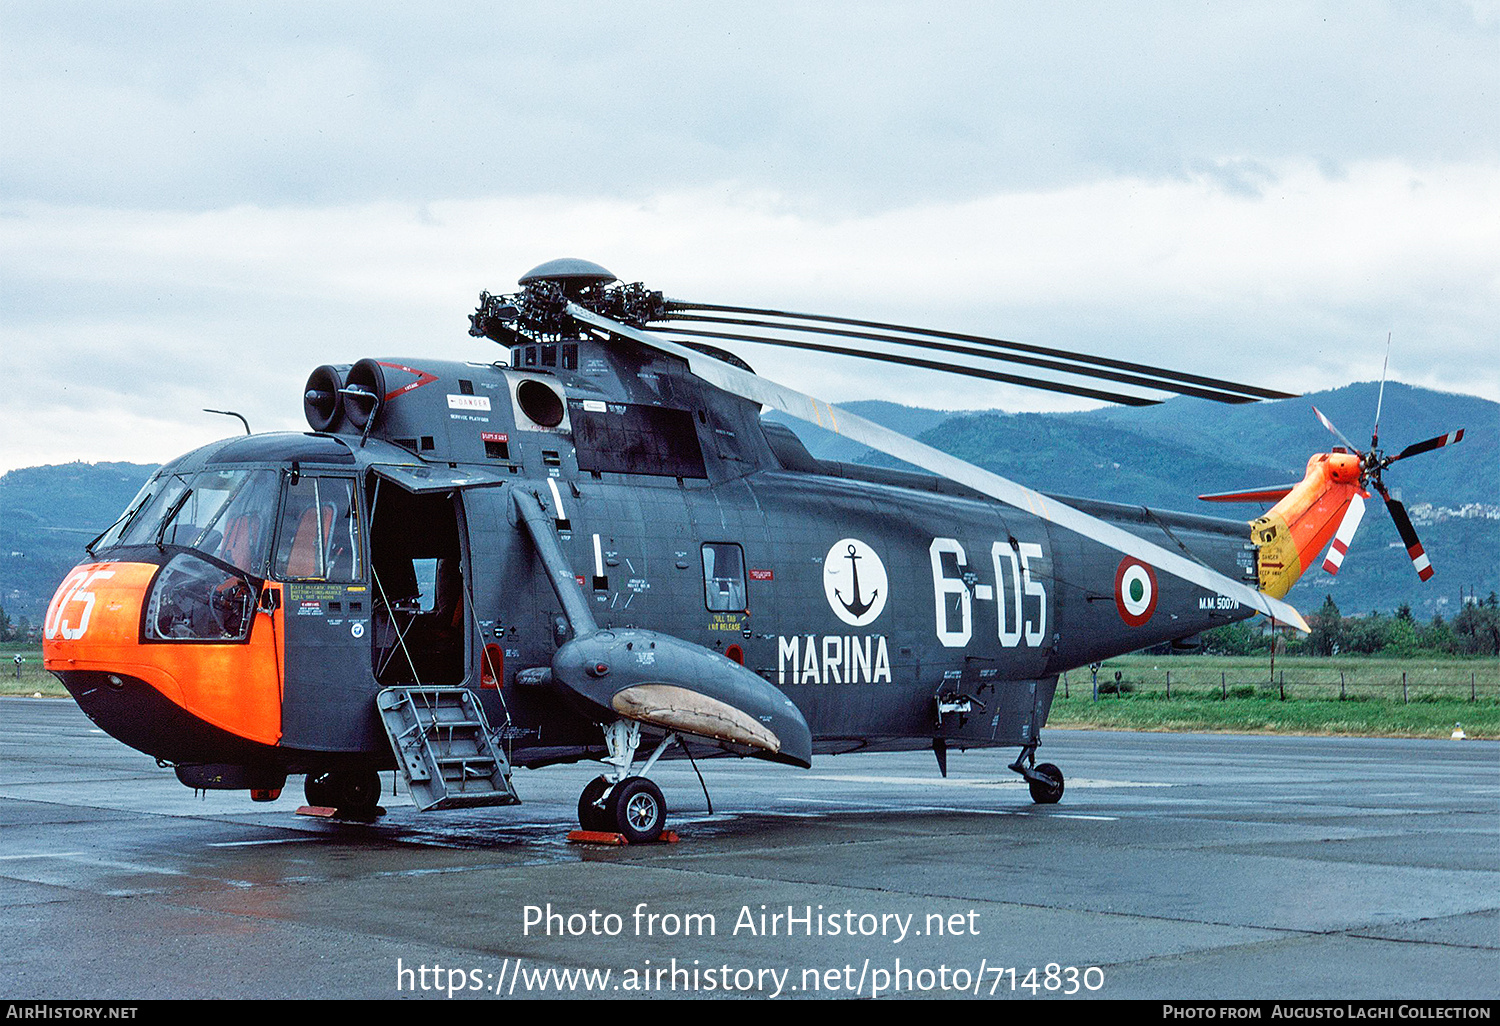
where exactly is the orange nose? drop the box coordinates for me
[44,560,284,746]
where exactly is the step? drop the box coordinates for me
[375,687,521,811]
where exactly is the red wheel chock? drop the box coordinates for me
[295,805,386,821]
[567,829,680,846]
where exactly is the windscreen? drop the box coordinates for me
[101,468,281,577]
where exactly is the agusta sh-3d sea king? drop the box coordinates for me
[42,259,1464,842]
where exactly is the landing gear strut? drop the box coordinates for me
[576,722,672,842]
[1008,746,1065,805]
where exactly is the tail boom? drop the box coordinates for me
[1250,452,1365,599]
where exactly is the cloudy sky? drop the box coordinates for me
[2,1,1496,474]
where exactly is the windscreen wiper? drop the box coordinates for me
[86,509,135,557]
[154,489,193,551]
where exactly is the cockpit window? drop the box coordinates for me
[273,476,362,581]
[160,471,247,549]
[114,473,189,549]
[193,469,277,574]
[91,472,165,552]
[98,468,280,576]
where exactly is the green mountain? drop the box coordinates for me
[1080,382,1498,506]
[1,462,157,622]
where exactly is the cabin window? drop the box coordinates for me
[702,542,747,612]
[410,558,440,613]
[272,476,362,581]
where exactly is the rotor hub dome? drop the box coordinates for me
[517,258,618,290]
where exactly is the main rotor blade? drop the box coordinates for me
[659,326,1162,406]
[570,303,1310,632]
[1312,406,1362,455]
[1320,493,1366,576]
[1391,429,1465,463]
[658,316,1259,404]
[1373,480,1434,581]
[665,301,1299,401]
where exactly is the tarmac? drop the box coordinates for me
[1,696,1495,1000]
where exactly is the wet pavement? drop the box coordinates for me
[1,697,1496,1000]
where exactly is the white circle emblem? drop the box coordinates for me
[1114,558,1158,627]
[351,621,365,639]
[823,538,888,627]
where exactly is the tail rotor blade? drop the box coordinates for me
[1312,406,1361,454]
[1320,494,1366,576]
[1375,482,1434,581]
[1372,332,1390,450]
[1391,429,1465,463]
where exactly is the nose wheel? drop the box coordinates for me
[578,775,612,832]
[609,777,667,843]
[577,774,668,842]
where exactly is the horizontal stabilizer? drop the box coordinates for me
[1198,485,1298,504]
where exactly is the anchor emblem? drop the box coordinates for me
[822,538,888,626]
[835,544,878,618]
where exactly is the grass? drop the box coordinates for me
[1051,654,1500,738]
[0,644,56,697]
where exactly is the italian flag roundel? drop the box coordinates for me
[1114,557,1158,627]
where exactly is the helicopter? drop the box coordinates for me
[40,258,1463,844]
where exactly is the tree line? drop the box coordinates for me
[0,603,38,644]
[1203,594,1500,658]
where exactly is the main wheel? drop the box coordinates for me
[336,769,382,810]
[607,776,666,844]
[304,771,336,808]
[305,769,381,811]
[1028,762,1065,804]
[578,775,613,832]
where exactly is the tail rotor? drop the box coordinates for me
[1308,366,1463,582]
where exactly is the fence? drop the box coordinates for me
[1059,668,1495,703]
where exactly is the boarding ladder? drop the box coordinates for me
[375,687,521,811]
